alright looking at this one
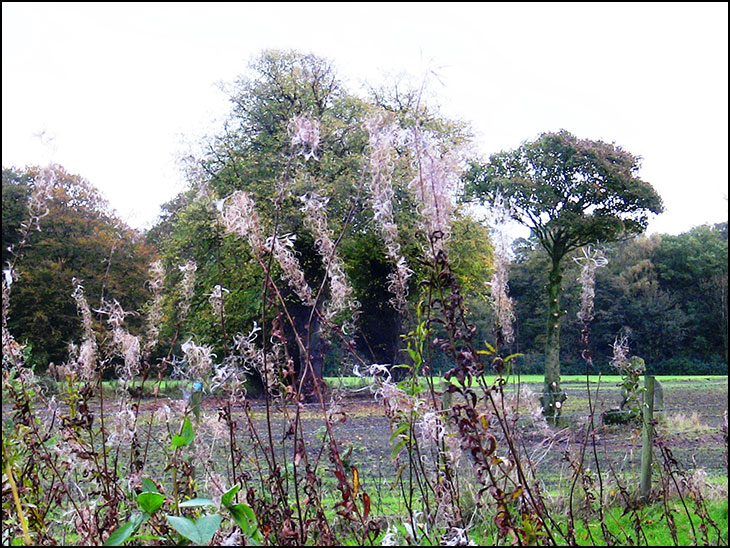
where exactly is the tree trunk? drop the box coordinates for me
[541,256,567,425]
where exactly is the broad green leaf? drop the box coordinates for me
[140,478,158,493]
[166,514,221,545]
[166,515,198,543]
[179,497,215,508]
[172,417,194,448]
[221,484,240,508]
[229,503,257,535]
[104,513,145,546]
[193,514,222,545]
[137,492,165,514]
[103,521,136,546]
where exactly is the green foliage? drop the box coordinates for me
[1,165,156,369]
[463,130,664,420]
[151,49,491,381]
[507,224,728,375]
[464,130,664,253]
[166,514,221,545]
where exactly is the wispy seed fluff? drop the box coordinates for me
[181,338,216,380]
[1,271,21,366]
[288,115,321,161]
[143,260,166,360]
[487,196,515,345]
[364,115,412,313]
[265,233,315,306]
[105,299,141,387]
[23,166,56,234]
[299,191,359,324]
[221,190,314,306]
[405,129,463,257]
[574,246,608,325]
[71,278,98,382]
[208,284,229,319]
[177,261,197,322]
[233,325,285,397]
[220,190,265,254]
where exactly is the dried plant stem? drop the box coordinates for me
[4,456,32,545]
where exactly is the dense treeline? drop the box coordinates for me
[4,161,726,375]
[2,52,727,378]
[509,223,728,375]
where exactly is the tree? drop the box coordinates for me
[154,50,491,394]
[464,130,663,422]
[2,165,155,368]
[652,223,728,364]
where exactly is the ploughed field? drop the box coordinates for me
[25,376,722,493]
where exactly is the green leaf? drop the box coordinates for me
[166,514,222,545]
[137,492,165,514]
[104,513,145,546]
[179,497,216,508]
[389,423,409,443]
[391,438,409,459]
[140,478,158,493]
[166,516,198,543]
[229,503,257,535]
[221,484,240,508]
[103,521,136,546]
[172,417,194,448]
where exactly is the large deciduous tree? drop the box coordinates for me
[154,50,491,395]
[2,165,155,368]
[464,130,663,422]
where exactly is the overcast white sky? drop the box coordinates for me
[3,2,728,235]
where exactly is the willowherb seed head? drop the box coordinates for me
[181,338,216,380]
[208,284,229,319]
[405,128,463,257]
[266,233,315,306]
[143,260,166,359]
[610,334,631,372]
[103,299,141,383]
[25,166,56,233]
[417,410,446,443]
[288,115,321,161]
[220,191,265,254]
[300,191,359,323]
[574,246,608,325]
[364,114,412,313]
[107,399,137,447]
[488,250,515,346]
[177,260,197,321]
[1,270,23,366]
[71,278,98,381]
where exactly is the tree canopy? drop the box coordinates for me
[150,50,493,391]
[464,130,664,422]
[2,165,155,368]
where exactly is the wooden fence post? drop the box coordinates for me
[640,374,655,502]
